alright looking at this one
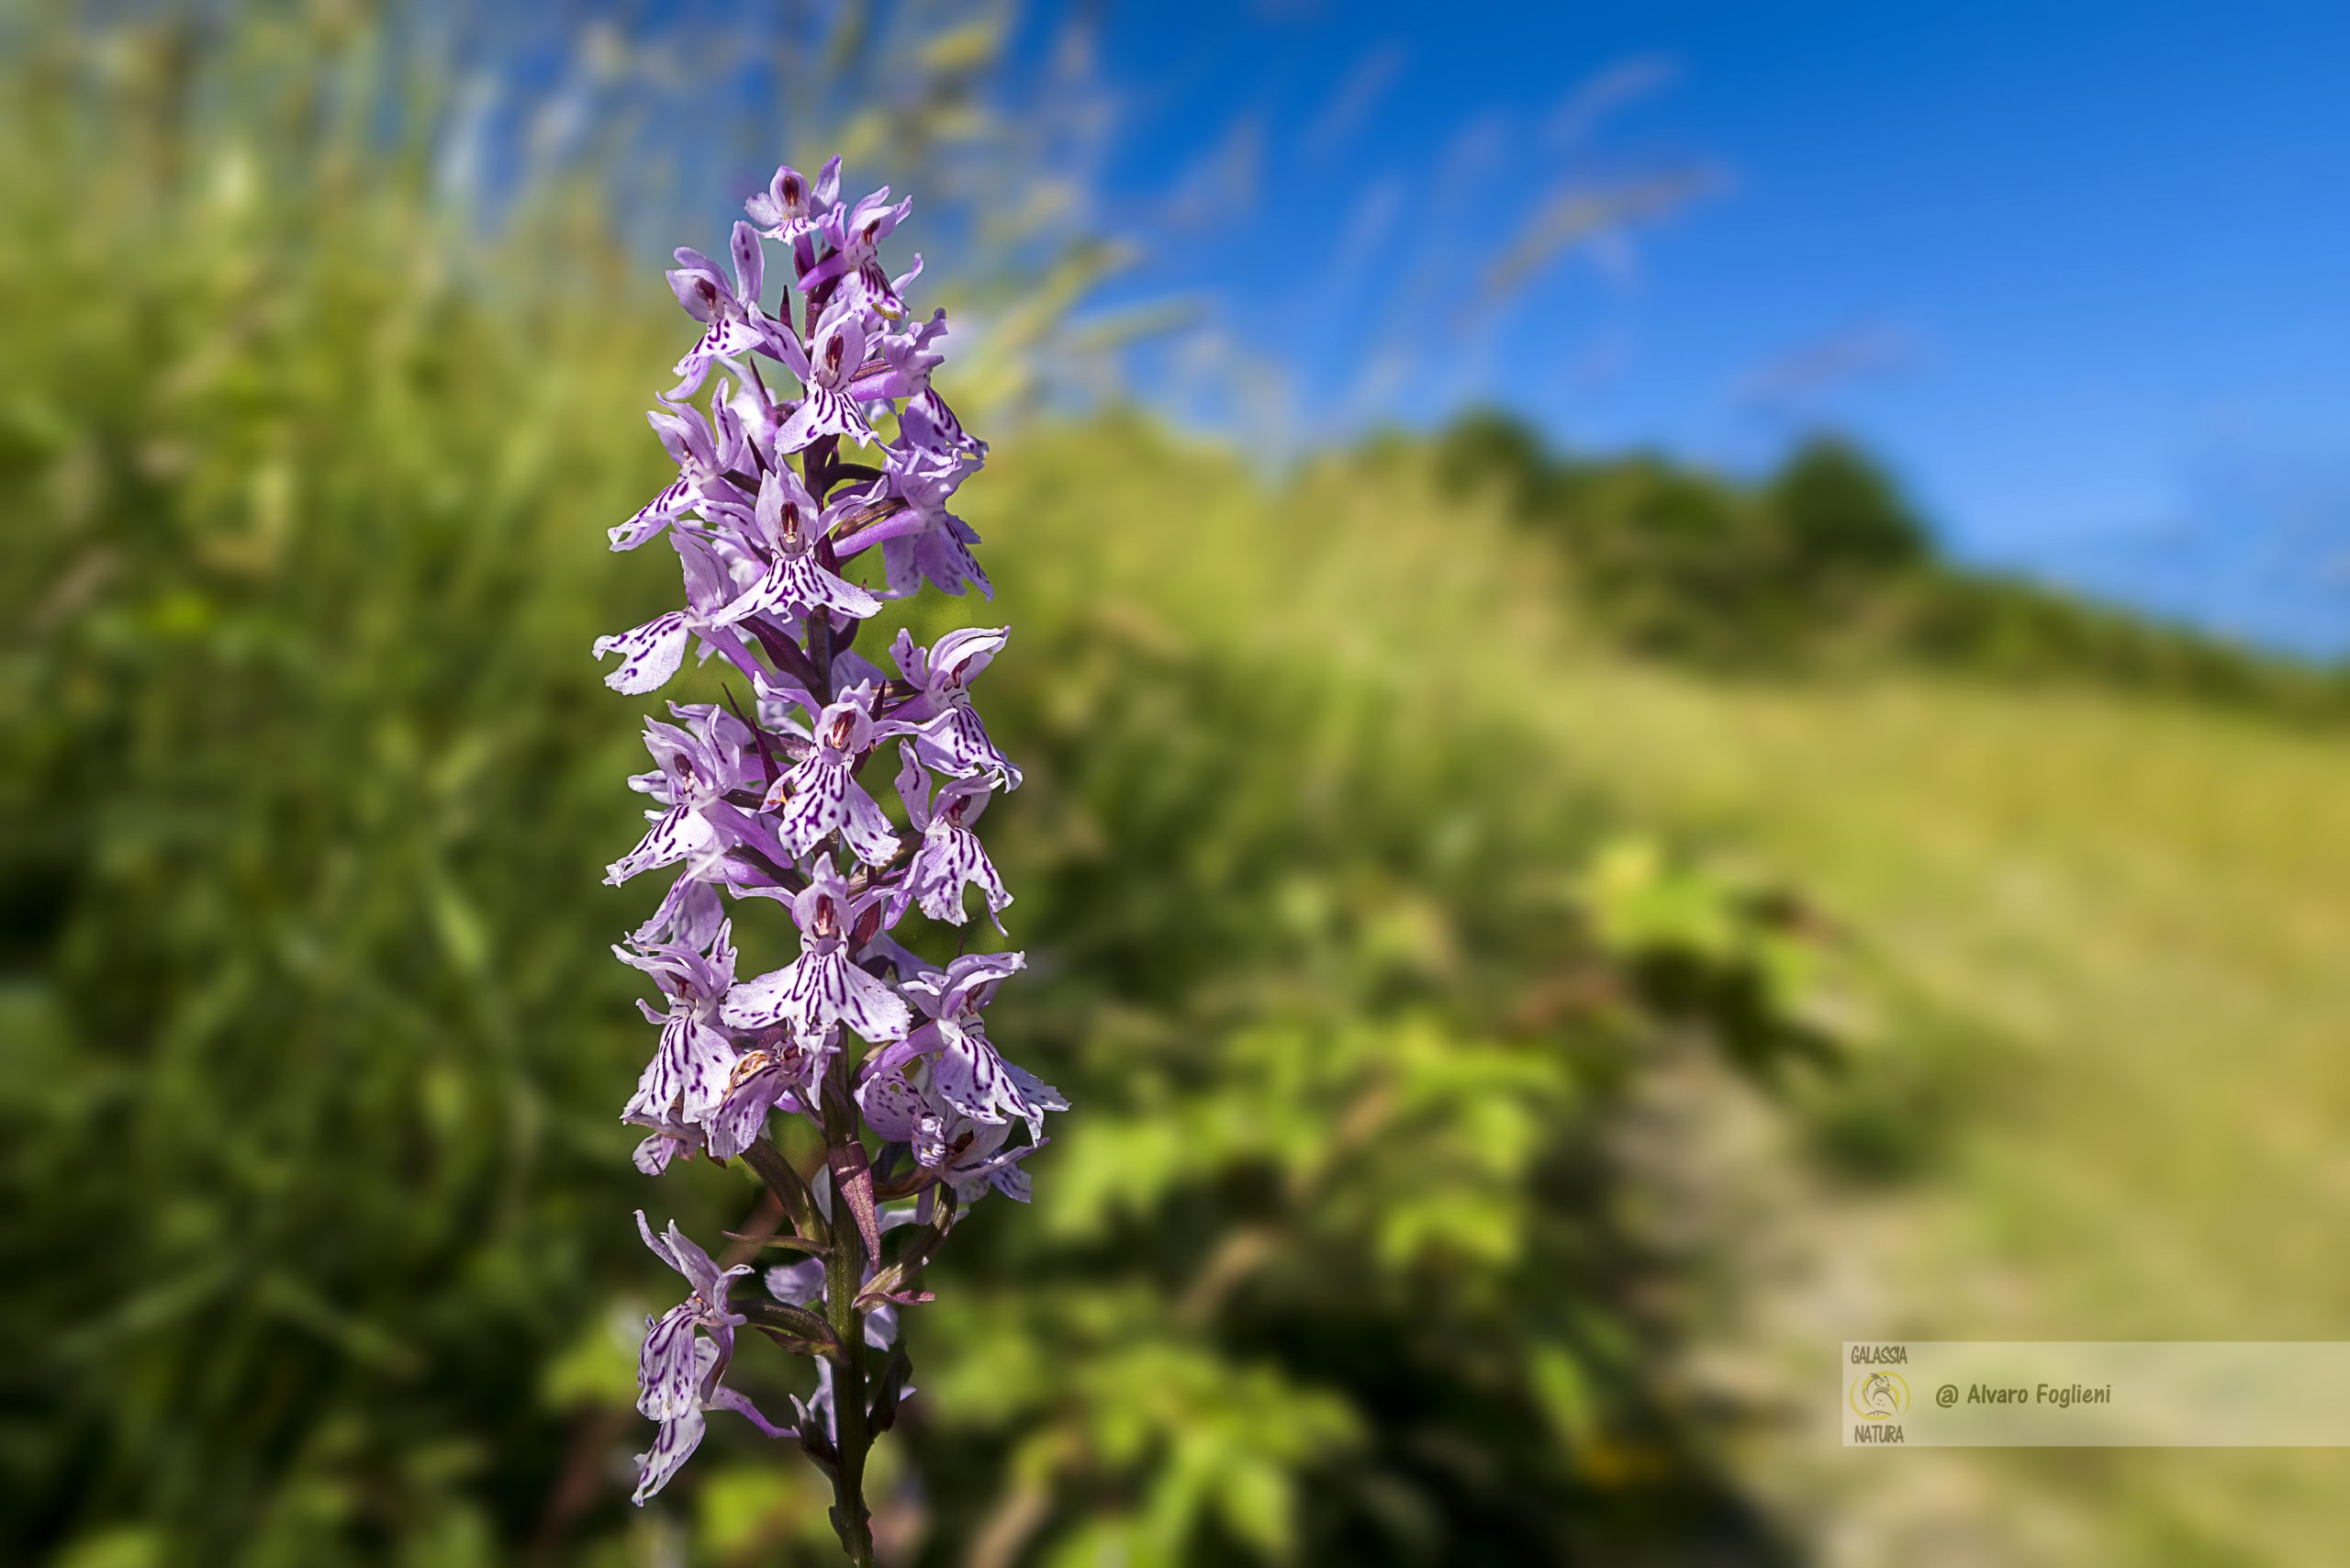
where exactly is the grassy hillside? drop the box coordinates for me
[1564,666,2350,1566]
[981,426,2350,1567]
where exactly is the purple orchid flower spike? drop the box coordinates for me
[721,855,910,1044]
[713,467,883,627]
[666,221,781,396]
[775,295,878,452]
[602,154,1055,1551]
[759,682,905,865]
[894,744,1010,928]
[618,921,740,1131]
[890,627,1021,783]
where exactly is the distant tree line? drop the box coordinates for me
[1416,410,2350,717]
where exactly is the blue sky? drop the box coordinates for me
[1019,0,2350,653]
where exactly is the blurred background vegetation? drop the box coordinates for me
[6,4,2349,1566]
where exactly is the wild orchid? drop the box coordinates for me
[594,156,1058,1565]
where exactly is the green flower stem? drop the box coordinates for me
[822,1068,876,1567]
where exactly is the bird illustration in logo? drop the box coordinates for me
[1855,1372,1904,1418]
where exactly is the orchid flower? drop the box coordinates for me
[594,155,1065,1561]
[666,221,783,396]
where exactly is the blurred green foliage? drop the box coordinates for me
[0,6,1839,1566]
